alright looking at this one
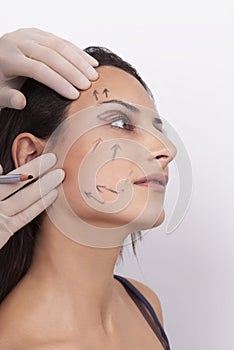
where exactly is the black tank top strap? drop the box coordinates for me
[114,274,171,350]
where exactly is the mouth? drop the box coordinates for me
[133,173,168,193]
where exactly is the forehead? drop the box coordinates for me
[68,65,156,116]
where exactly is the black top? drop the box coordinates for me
[113,274,171,350]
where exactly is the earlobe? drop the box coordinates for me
[12,133,46,168]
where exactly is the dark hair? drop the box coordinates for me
[0,46,153,303]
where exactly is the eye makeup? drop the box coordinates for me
[96,103,167,136]
[110,116,136,134]
[97,109,136,134]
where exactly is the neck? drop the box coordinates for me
[27,214,124,334]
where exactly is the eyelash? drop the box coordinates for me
[109,115,167,135]
[110,116,136,134]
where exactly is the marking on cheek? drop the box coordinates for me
[102,88,110,98]
[127,170,134,177]
[84,191,105,204]
[111,144,122,160]
[91,138,103,153]
[96,184,118,194]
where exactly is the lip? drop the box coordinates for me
[133,173,168,192]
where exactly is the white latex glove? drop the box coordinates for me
[0,27,99,110]
[0,153,64,249]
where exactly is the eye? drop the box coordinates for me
[110,115,136,134]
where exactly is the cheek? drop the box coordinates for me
[96,159,137,201]
[57,134,166,230]
[61,129,98,192]
[61,141,88,209]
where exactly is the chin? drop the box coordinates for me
[152,209,165,228]
[126,206,166,233]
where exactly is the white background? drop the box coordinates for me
[1,1,233,349]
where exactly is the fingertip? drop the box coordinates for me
[61,169,66,181]
[39,153,57,172]
[43,152,57,163]
[78,78,91,90]
[68,86,80,99]
[92,61,99,67]
[54,168,65,182]
[90,71,99,81]
[90,58,99,67]
[43,169,65,189]
[86,66,99,81]
[10,93,26,110]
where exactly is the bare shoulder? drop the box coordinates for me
[0,290,26,343]
[0,280,42,347]
[0,298,20,347]
[124,276,164,327]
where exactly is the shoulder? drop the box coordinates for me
[0,281,42,346]
[124,276,164,327]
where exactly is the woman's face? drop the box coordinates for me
[48,66,177,246]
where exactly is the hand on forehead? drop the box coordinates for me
[68,66,156,115]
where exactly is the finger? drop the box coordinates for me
[23,43,94,89]
[0,213,13,249]
[38,42,99,82]
[0,153,57,201]
[0,164,3,175]
[77,48,99,67]
[0,88,26,109]
[8,189,58,234]
[1,169,64,216]
[13,57,80,99]
[16,28,99,68]
[39,40,99,81]
[40,32,99,67]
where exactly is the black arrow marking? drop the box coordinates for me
[91,138,103,153]
[111,144,122,160]
[84,191,105,204]
[102,88,110,98]
[96,185,118,194]
[93,90,99,101]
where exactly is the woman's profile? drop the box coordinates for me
[0,46,176,349]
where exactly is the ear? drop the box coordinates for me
[12,132,46,168]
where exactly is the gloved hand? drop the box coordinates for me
[0,153,64,249]
[0,27,99,110]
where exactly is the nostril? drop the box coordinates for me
[155,155,168,160]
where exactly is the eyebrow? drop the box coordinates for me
[99,98,163,126]
[99,99,140,113]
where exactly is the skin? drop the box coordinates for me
[0,66,177,349]
[61,69,172,230]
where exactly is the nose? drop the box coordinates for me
[150,140,177,169]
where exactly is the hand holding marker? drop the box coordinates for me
[0,27,100,249]
[0,154,65,249]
